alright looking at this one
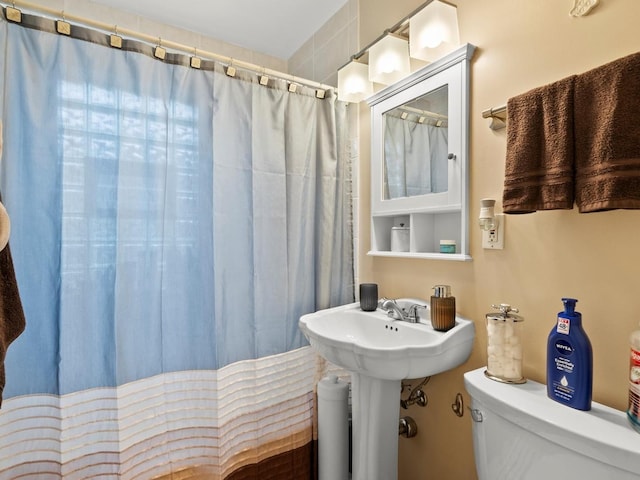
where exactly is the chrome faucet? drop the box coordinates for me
[379,298,426,323]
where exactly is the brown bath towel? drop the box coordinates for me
[502,75,576,214]
[0,241,25,407]
[574,52,640,212]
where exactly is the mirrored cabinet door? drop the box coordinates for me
[367,43,475,260]
[383,85,449,200]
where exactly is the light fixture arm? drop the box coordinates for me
[338,0,437,70]
[338,0,460,101]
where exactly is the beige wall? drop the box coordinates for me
[358,1,640,478]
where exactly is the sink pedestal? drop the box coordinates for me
[299,301,475,480]
[351,373,401,480]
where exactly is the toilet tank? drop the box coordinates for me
[464,367,640,480]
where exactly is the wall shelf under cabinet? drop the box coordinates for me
[370,210,470,260]
[367,250,472,261]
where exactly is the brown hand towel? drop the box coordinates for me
[574,52,640,213]
[0,121,26,407]
[0,241,26,407]
[502,75,576,214]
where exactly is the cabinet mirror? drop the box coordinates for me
[367,43,475,260]
[383,85,449,200]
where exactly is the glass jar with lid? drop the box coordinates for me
[485,304,526,384]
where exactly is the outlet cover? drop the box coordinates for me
[482,214,505,249]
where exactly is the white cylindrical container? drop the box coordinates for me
[317,374,350,480]
[391,226,410,252]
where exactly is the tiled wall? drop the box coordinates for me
[19,0,287,72]
[288,0,359,87]
[21,0,357,88]
[288,0,361,292]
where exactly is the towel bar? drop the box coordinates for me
[482,105,507,130]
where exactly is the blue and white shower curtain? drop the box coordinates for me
[0,9,352,479]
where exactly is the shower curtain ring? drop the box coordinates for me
[190,47,201,69]
[56,10,71,35]
[110,25,122,48]
[226,58,237,77]
[259,67,269,86]
[288,75,298,93]
[154,37,166,60]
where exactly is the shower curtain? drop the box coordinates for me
[0,10,353,479]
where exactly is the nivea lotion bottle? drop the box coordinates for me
[627,323,640,432]
[546,298,593,410]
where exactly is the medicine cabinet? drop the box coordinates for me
[366,43,475,260]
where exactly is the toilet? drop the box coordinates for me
[464,367,640,480]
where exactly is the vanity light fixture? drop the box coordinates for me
[409,0,460,62]
[337,60,373,103]
[337,0,463,103]
[368,33,411,85]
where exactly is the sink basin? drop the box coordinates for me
[299,299,475,480]
[299,298,475,380]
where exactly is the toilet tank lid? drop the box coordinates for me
[463,367,640,475]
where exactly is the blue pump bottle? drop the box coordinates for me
[546,298,593,410]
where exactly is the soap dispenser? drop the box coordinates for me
[547,298,592,411]
[430,285,455,331]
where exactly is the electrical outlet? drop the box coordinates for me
[482,214,505,249]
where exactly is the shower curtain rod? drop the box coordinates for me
[396,105,447,121]
[2,0,335,92]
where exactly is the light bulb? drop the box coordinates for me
[409,0,460,62]
[368,34,410,85]
[337,61,373,103]
[419,25,445,49]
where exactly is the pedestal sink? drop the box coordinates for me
[299,299,475,480]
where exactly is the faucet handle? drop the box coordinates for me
[378,297,397,307]
[407,303,427,322]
